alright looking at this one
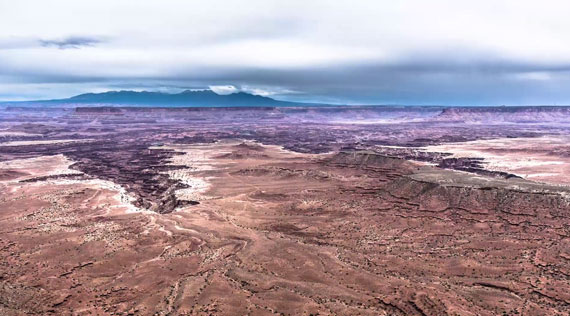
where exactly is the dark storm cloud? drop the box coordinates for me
[39,36,102,49]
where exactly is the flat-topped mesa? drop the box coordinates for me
[72,106,287,123]
[384,169,570,218]
[436,106,570,123]
[74,106,278,113]
[328,151,417,171]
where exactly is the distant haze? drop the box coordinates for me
[1,0,570,105]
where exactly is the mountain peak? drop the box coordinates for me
[180,89,216,95]
[36,90,306,107]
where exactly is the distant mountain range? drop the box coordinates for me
[2,90,318,107]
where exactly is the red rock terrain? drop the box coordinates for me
[0,106,569,315]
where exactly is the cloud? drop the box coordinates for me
[39,36,102,49]
[1,0,570,104]
[209,85,239,95]
[239,85,300,97]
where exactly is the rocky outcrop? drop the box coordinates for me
[384,171,570,219]
[436,106,570,123]
[328,151,417,172]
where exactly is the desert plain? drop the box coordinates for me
[0,106,569,315]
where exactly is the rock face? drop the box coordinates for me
[67,144,190,213]
[0,139,193,214]
[386,172,570,217]
[329,150,416,170]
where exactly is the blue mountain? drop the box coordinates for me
[23,90,309,107]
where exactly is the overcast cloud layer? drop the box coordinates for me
[1,0,570,105]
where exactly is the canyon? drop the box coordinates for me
[0,106,569,315]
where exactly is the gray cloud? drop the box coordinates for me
[39,36,102,49]
[4,58,569,105]
[1,0,570,104]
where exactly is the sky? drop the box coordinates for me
[1,0,570,105]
